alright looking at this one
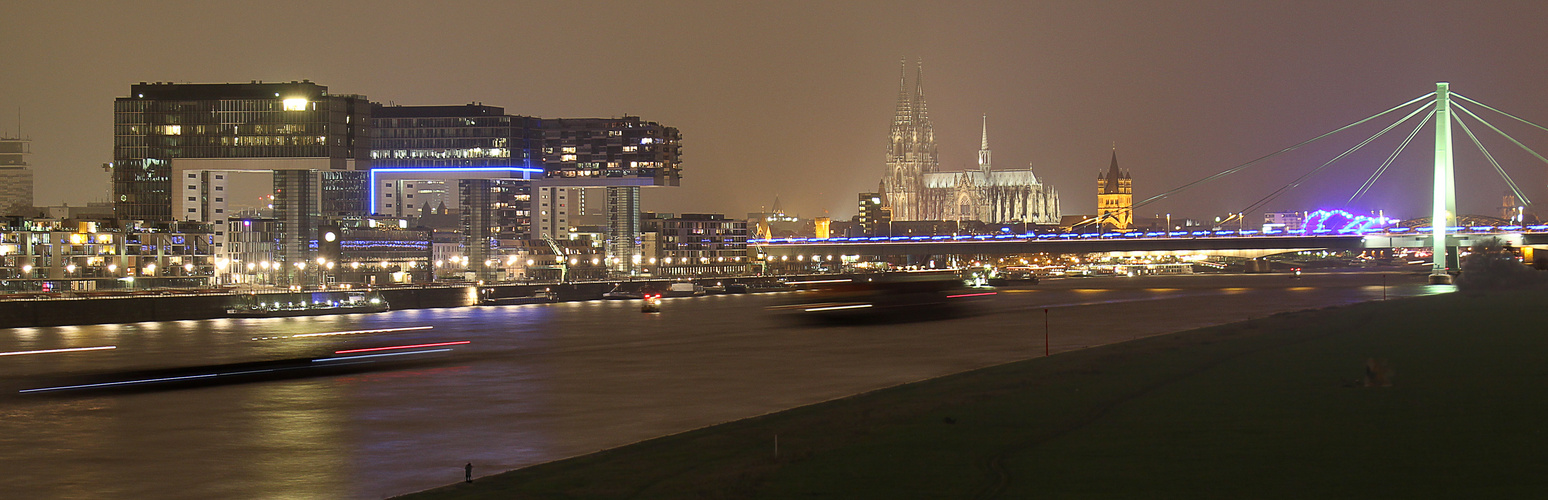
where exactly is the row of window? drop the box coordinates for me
[372,128,518,139]
[369,147,511,159]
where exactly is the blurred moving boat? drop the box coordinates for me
[768,271,995,322]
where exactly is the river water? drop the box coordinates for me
[0,272,1446,499]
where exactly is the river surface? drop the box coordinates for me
[0,272,1446,499]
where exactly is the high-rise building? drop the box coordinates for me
[369,104,545,281]
[1097,149,1133,230]
[369,104,542,217]
[0,136,33,215]
[113,81,372,272]
[539,116,682,273]
[858,192,890,236]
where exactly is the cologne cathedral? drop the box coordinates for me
[879,61,1060,224]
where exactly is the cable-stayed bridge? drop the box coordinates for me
[755,83,1548,281]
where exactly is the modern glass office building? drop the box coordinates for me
[113,81,371,277]
[113,81,371,221]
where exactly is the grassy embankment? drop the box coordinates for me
[401,289,1548,499]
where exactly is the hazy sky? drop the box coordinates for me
[7,1,1548,221]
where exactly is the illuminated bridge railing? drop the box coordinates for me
[752,225,1548,246]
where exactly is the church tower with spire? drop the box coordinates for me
[1097,147,1133,230]
[977,114,992,174]
[880,59,938,221]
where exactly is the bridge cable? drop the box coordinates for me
[1070,92,1436,229]
[1452,93,1548,136]
[1349,109,1435,203]
[1450,108,1532,206]
[1236,99,1436,218]
[1451,102,1548,187]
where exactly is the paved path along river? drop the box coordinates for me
[0,272,1445,499]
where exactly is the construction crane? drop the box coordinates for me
[540,232,569,283]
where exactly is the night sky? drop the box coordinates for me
[7,1,1548,221]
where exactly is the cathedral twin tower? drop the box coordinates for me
[879,60,1061,225]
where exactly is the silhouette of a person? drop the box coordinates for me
[465,462,473,483]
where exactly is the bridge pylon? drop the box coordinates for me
[1430,82,1457,284]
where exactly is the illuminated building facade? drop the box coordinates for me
[112,81,372,272]
[880,64,1059,224]
[880,61,936,222]
[1096,149,1133,230]
[540,116,682,273]
[642,213,748,276]
[369,104,542,217]
[920,117,1059,224]
[0,219,214,287]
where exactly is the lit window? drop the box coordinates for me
[282,98,308,111]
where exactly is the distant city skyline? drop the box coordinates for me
[8,1,1548,221]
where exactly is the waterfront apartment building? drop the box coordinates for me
[0,136,33,215]
[113,81,372,275]
[642,213,748,276]
[0,218,214,288]
[369,104,547,281]
[369,104,542,217]
[539,117,682,273]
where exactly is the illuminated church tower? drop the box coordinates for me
[1096,148,1132,229]
[879,60,937,221]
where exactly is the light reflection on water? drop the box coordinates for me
[0,273,1449,499]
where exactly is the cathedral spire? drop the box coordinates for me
[978,114,992,173]
[915,58,924,96]
[980,114,989,150]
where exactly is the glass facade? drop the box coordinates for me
[370,105,540,243]
[370,104,543,169]
[541,117,682,185]
[113,82,371,221]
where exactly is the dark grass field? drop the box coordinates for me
[398,289,1548,499]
